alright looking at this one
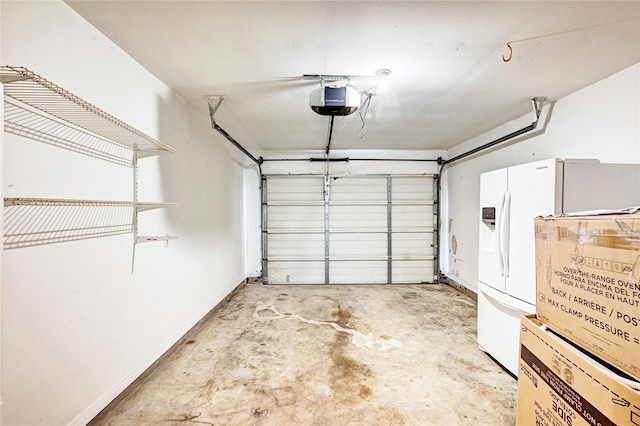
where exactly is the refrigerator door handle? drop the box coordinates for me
[497,192,507,276]
[503,190,512,277]
[479,283,534,313]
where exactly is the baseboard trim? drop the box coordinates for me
[444,278,478,302]
[84,280,247,425]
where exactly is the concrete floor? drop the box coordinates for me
[91,284,517,425]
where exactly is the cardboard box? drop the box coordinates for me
[517,315,640,426]
[535,213,640,380]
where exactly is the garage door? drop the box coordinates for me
[262,174,436,285]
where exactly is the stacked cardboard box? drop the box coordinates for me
[534,213,640,379]
[518,315,640,426]
[516,212,640,425]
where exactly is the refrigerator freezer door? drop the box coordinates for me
[478,168,508,292]
[563,162,640,213]
[504,158,559,305]
[477,282,535,376]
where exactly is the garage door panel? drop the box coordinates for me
[329,260,388,284]
[329,205,386,230]
[331,176,387,187]
[391,221,432,231]
[392,260,435,284]
[330,209,386,221]
[392,206,433,223]
[330,233,387,257]
[266,177,324,202]
[267,261,325,285]
[330,177,387,202]
[330,187,387,200]
[264,175,436,285]
[392,232,432,241]
[267,233,324,258]
[267,207,324,218]
[393,244,433,258]
[392,204,433,215]
[392,177,434,201]
[330,233,387,243]
[393,185,433,197]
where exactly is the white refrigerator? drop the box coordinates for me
[477,158,640,376]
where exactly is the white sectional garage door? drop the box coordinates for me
[263,175,436,285]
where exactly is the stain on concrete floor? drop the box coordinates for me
[90,284,517,426]
[327,305,375,406]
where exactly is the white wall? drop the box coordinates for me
[1,2,247,425]
[441,63,640,292]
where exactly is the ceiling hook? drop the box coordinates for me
[502,42,513,62]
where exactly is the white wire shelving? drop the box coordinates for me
[2,198,178,250]
[3,98,135,167]
[0,66,177,160]
[2,66,179,259]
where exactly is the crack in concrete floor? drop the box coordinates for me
[253,302,403,352]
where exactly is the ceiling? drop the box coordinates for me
[66,1,640,153]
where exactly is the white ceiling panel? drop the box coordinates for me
[65,1,640,152]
